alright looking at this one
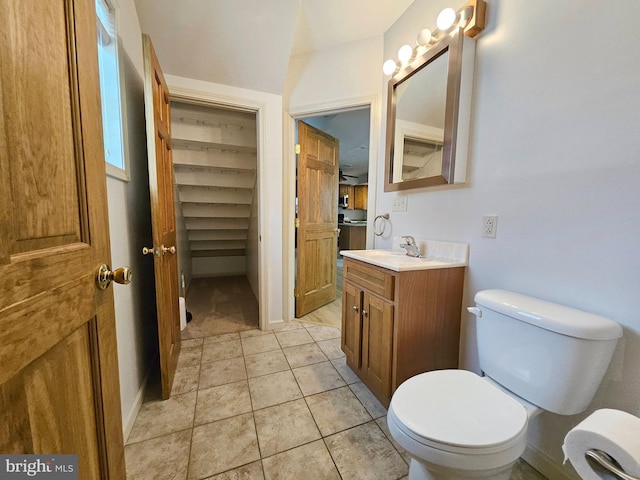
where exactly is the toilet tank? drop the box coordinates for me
[473,289,622,415]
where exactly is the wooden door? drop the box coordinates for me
[362,293,394,403]
[341,282,363,370]
[0,0,125,477]
[296,121,339,317]
[143,35,180,399]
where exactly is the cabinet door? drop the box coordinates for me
[341,282,363,369]
[354,185,368,210]
[362,293,394,403]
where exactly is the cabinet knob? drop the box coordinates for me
[352,305,359,312]
[362,309,368,317]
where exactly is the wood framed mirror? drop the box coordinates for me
[384,27,474,191]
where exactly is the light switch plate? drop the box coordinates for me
[392,196,407,212]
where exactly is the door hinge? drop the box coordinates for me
[295,218,300,228]
[294,288,299,297]
[295,144,301,154]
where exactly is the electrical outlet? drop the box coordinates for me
[392,196,407,212]
[482,215,498,238]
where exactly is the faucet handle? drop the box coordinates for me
[402,235,416,245]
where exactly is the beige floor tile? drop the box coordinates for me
[512,459,547,480]
[245,349,290,378]
[262,440,340,480]
[281,343,327,369]
[241,333,281,355]
[195,380,253,425]
[274,329,314,348]
[375,416,411,465]
[189,413,260,479]
[171,364,201,396]
[202,338,243,363]
[273,320,304,332]
[248,370,303,410]
[127,392,196,444]
[177,345,203,368]
[306,325,341,342]
[199,357,247,390]
[204,332,240,345]
[207,460,265,479]
[125,430,191,480]
[316,337,345,360]
[253,398,321,457]
[182,337,204,348]
[240,328,271,339]
[305,386,372,436]
[350,382,387,419]
[325,422,408,480]
[292,361,345,396]
[330,357,360,384]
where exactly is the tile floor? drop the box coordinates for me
[124,273,547,479]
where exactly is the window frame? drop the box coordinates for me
[96,0,130,182]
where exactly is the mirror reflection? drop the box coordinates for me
[385,28,471,192]
[393,50,448,182]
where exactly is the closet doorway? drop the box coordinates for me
[170,100,261,336]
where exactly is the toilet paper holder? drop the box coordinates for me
[586,449,640,480]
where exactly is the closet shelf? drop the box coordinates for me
[173,138,257,154]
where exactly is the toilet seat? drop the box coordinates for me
[389,369,528,455]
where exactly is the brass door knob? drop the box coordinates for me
[161,245,176,254]
[96,264,133,290]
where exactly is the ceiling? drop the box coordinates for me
[134,0,414,95]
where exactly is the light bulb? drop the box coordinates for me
[382,59,397,75]
[397,44,413,63]
[416,28,432,46]
[437,7,457,30]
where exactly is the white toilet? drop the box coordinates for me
[387,289,623,480]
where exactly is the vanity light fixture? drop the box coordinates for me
[382,0,486,76]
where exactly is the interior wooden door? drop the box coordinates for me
[296,121,339,317]
[0,0,125,477]
[143,34,181,399]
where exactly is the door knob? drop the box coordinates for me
[352,305,359,312]
[96,264,132,290]
[161,245,176,254]
[362,309,368,317]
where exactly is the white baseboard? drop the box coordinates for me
[122,371,149,443]
[523,444,579,480]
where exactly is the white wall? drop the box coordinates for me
[107,0,157,437]
[380,0,640,477]
[174,184,191,294]
[246,185,260,299]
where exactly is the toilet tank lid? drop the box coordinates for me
[474,289,623,341]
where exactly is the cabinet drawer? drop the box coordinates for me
[344,259,394,301]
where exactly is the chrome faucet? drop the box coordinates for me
[400,236,423,257]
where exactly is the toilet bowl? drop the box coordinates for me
[388,369,536,480]
[386,289,623,480]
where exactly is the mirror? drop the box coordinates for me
[385,28,474,191]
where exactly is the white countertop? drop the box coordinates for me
[340,239,469,272]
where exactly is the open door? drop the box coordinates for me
[0,0,125,477]
[143,35,181,399]
[295,121,339,317]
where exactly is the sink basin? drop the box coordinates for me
[340,249,467,272]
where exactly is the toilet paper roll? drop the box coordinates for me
[563,409,640,480]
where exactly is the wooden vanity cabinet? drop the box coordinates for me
[341,258,465,407]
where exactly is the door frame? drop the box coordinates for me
[285,95,381,322]
[166,81,269,331]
